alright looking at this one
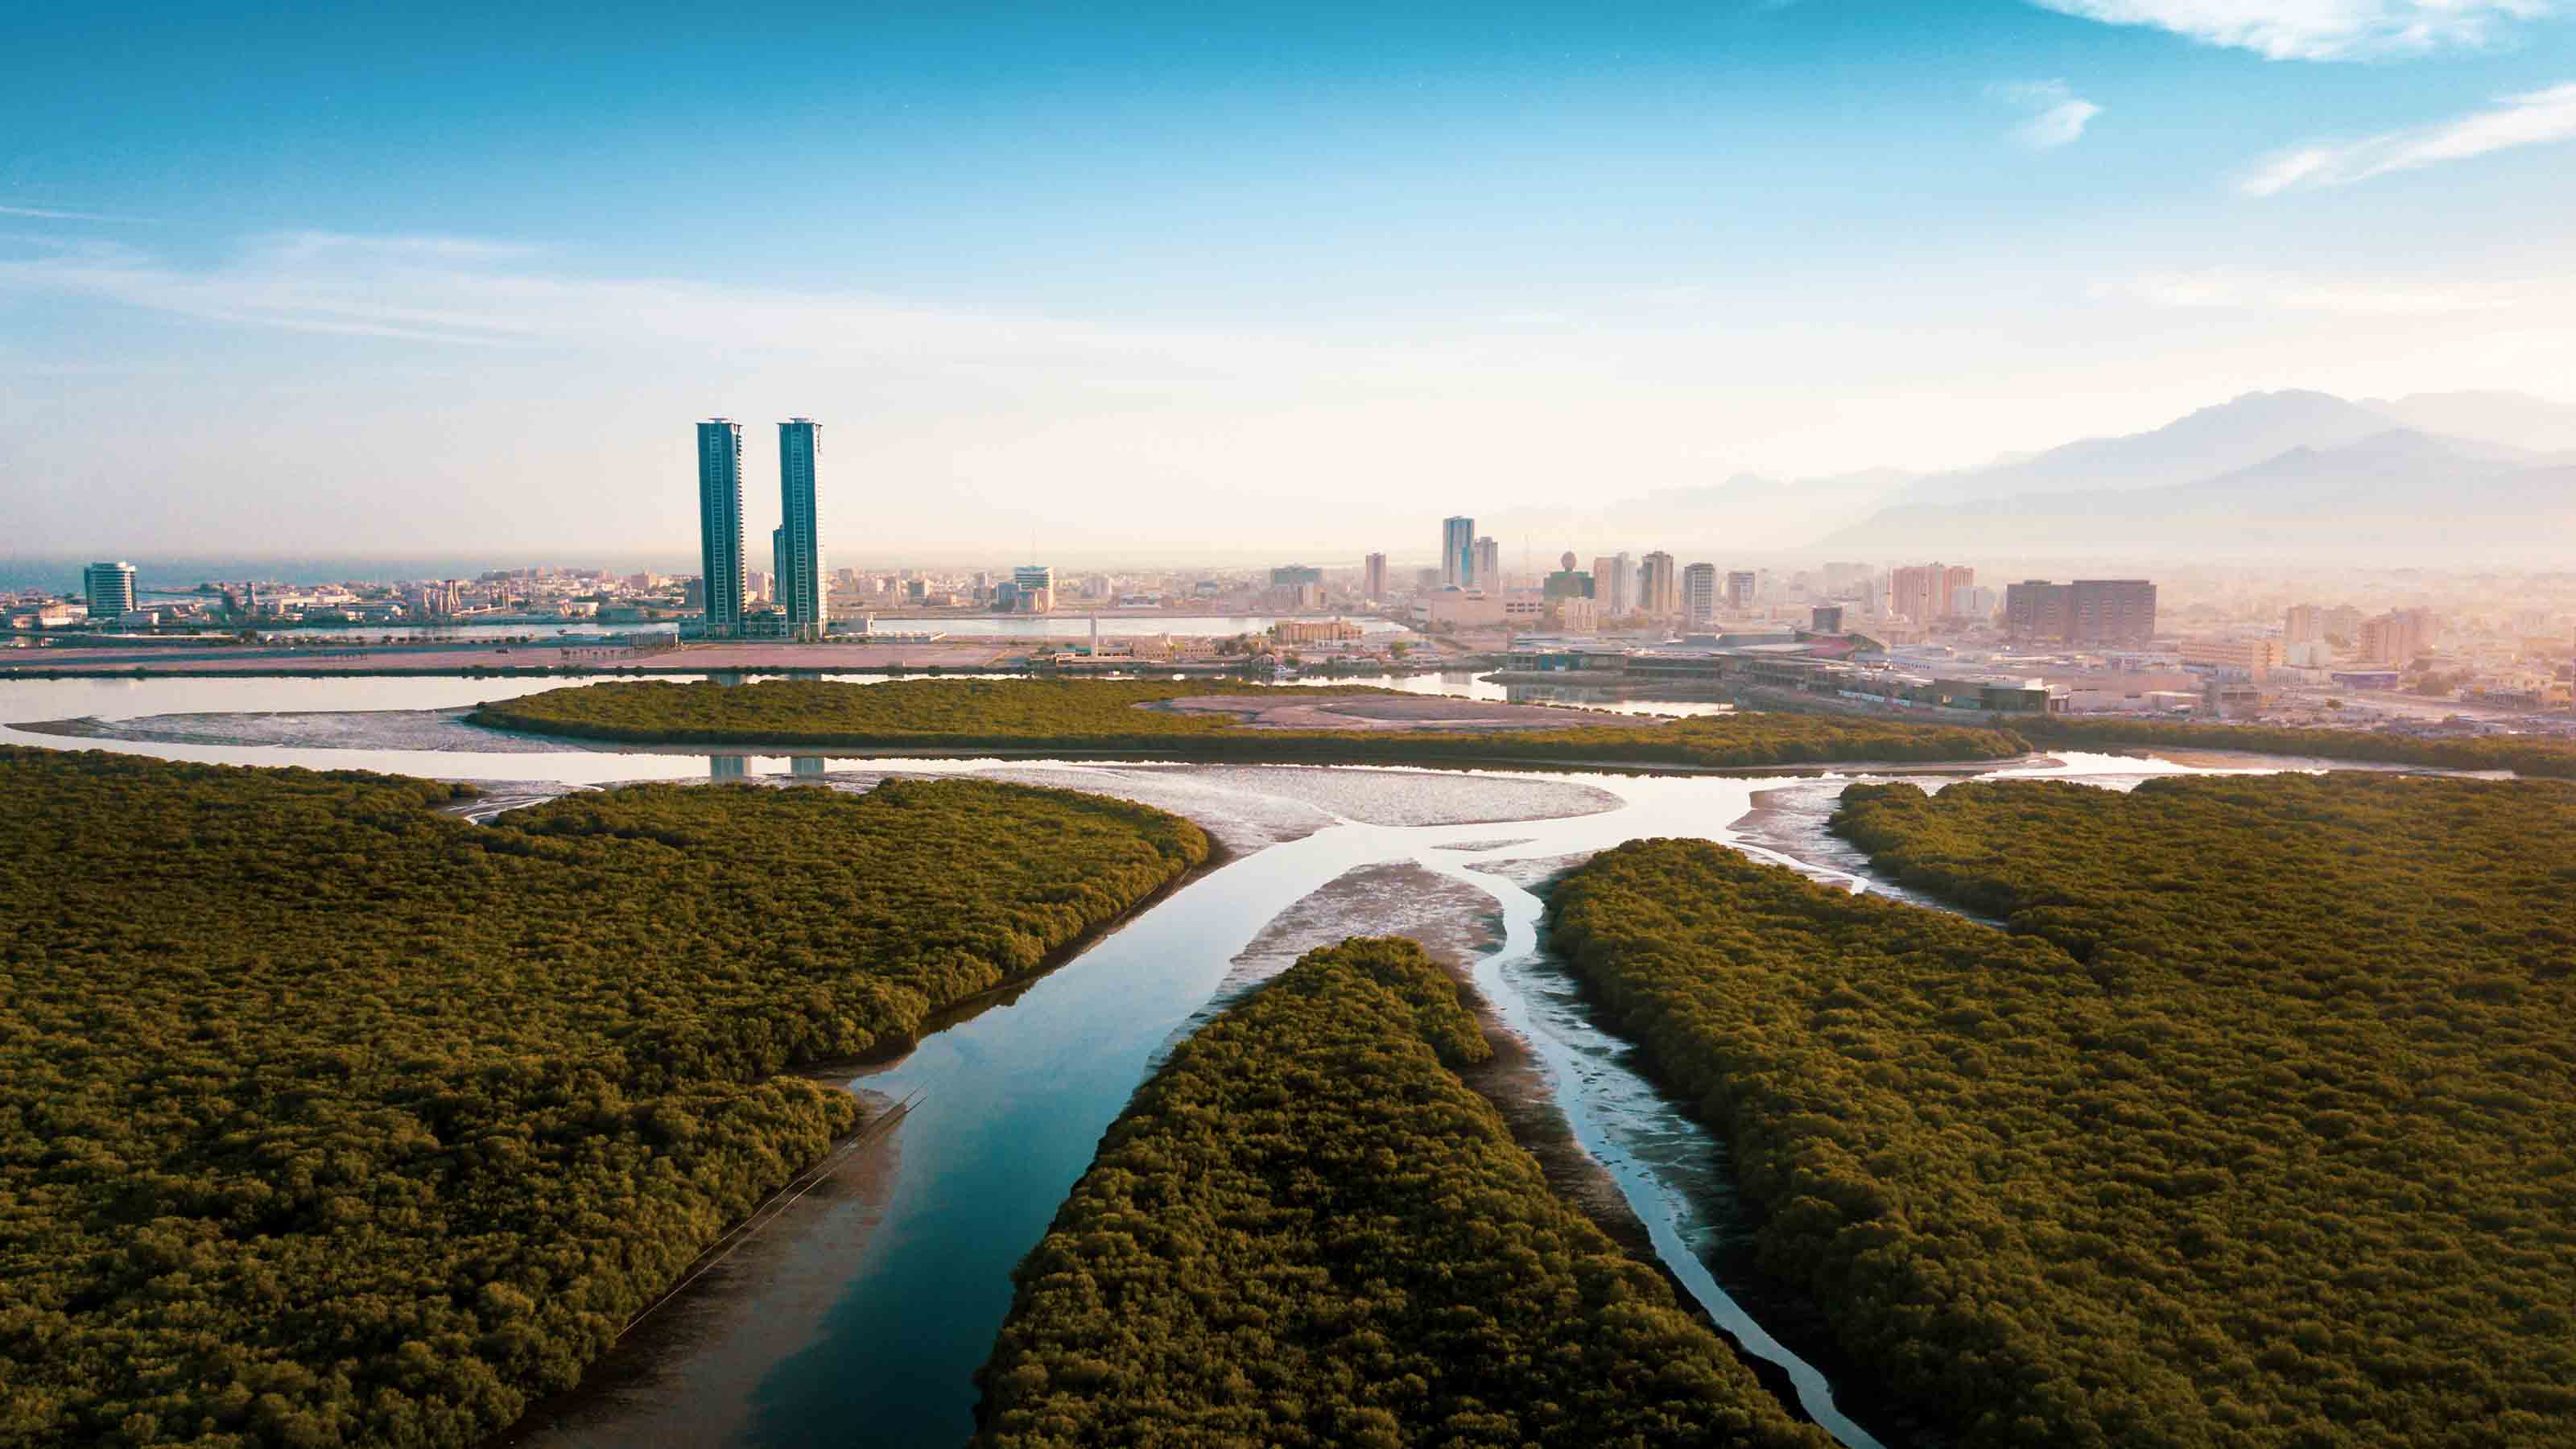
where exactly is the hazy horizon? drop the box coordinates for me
[9,2,2574,560]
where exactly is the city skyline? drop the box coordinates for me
[6,8,2571,1448]
[9,4,2574,558]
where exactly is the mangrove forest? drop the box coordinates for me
[1550,772,2575,1447]
[0,746,1207,1448]
[470,678,2028,770]
[972,936,1832,1449]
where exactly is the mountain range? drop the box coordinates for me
[1498,388,2576,562]
[1807,390,2576,559]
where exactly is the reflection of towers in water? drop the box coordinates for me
[791,755,827,778]
[710,756,749,781]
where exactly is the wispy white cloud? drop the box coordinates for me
[0,203,157,223]
[2240,81,2576,193]
[2030,0,2551,61]
[1990,80,2103,147]
[0,229,1337,374]
[2087,267,2538,315]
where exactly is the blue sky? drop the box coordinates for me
[6,0,2573,560]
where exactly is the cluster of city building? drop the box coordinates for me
[17,477,2570,726]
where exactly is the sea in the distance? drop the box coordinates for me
[0,555,700,594]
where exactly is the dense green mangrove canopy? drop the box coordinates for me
[972,937,1833,1449]
[473,677,2026,769]
[1551,773,2576,1447]
[0,747,1205,1447]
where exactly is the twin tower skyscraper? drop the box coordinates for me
[696,418,825,638]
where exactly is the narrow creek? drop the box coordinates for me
[528,752,2264,1449]
[0,678,2305,1447]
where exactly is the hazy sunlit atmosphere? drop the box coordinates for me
[4,7,2572,1449]
[9,0,2573,559]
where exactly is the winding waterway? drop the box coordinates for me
[0,675,2305,1447]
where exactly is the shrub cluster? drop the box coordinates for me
[2019,715,2576,778]
[0,746,1207,1448]
[472,678,2027,770]
[1550,774,2576,1447]
[972,937,1831,1449]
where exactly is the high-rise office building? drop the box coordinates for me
[773,527,788,608]
[1640,552,1678,618]
[1682,564,1718,625]
[1591,554,1633,616]
[696,419,747,634]
[1442,517,1476,588]
[82,561,137,619]
[1270,564,1324,588]
[1725,570,1757,611]
[776,418,825,634]
[1013,564,1055,613]
[2004,580,2067,642]
[1473,537,1501,589]
[1364,552,1388,600]
[2005,579,2157,646]
[2070,579,2157,646]
[2284,604,2322,644]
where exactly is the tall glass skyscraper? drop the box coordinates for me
[696,419,746,634]
[1441,515,1475,588]
[82,560,137,619]
[778,418,825,634]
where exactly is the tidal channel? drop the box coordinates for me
[0,675,2303,1447]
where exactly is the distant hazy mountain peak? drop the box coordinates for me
[1896,387,2392,506]
[1814,388,2576,562]
[2359,390,2576,453]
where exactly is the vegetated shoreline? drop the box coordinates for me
[1551,781,2576,1448]
[1455,852,1931,1449]
[1174,852,1895,1446]
[1434,935,1856,1438]
[2,749,1220,1449]
[465,679,2033,774]
[15,708,2054,778]
[479,823,1236,1448]
[968,937,1837,1448]
[0,660,1470,683]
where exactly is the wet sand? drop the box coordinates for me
[629,762,1620,853]
[1465,850,1602,893]
[17,700,2079,789]
[493,1092,909,1447]
[21,707,592,753]
[1216,861,1505,1000]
